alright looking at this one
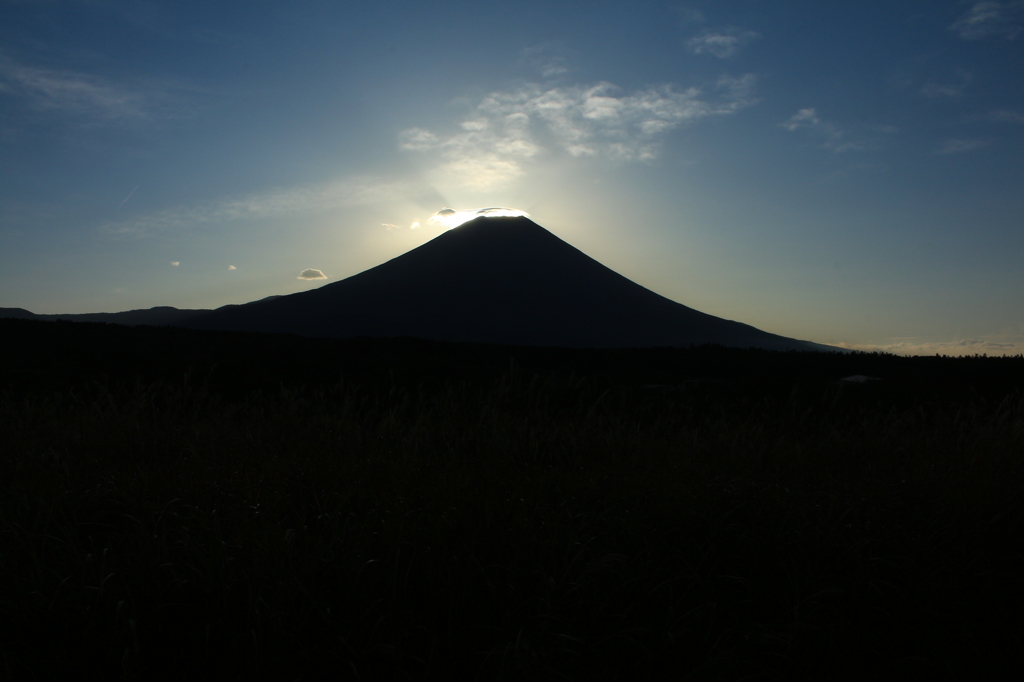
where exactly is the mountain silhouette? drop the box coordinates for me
[178,216,833,351]
[0,306,212,326]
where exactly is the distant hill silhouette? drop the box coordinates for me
[0,306,211,326]
[2,217,836,350]
[180,216,834,351]
[0,297,285,327]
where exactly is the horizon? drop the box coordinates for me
[2,1,1022,356]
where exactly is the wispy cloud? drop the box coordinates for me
[399,76,757,190]
[919,68,973,98]
[676,8,758,59]
[686,28,760,58]
[936,138,988,154]
[102,176,408,237]
[520,43,574,78]
[117,185,139,212]
[381,220,424,231]
[0,57,181,123]
[779,107,822,132]
[674,7,706,26]
[779,108,885,153]
[990,108,1024,122]
[170,261,180,267]
[950,1,1024,40]
[297,268,326,280]
[228,265,237,271]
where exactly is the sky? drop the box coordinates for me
[2,0,1023,355]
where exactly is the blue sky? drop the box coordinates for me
[2,1,1022,355]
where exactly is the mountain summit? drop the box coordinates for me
[183,215,833,351]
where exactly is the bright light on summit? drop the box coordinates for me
[427,207,529,229]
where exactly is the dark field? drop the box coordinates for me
[1,318,1022,680]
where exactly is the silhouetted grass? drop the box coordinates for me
[1,320,1022,680]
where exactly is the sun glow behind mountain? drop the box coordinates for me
[427,207,529,229]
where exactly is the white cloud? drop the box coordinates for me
[228,265,236,270]
[397,128,440,151]
[837,336,1024,357]
[936,138,988,154]
[779,108,821,131]
[427,207,529,229]
[434,153,527,189]
[399,76,757,190]
[101,176,408,237]
[779,107,883,153]
[297,268,326,280]
[0,57,180,123]
[380,220,426,230]
[170,261,180,267]
[950,1,1024,39]
[686,28,760,58]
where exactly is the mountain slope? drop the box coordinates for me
[182,216,833,351]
